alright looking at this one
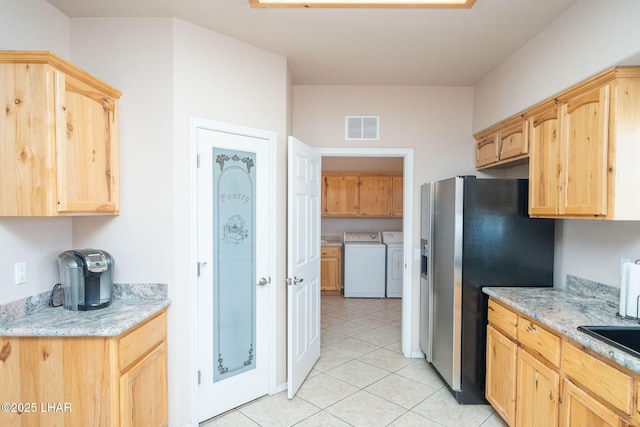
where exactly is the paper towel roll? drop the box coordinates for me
[620,261,630,317]
[626,263,640,318]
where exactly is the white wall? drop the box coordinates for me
[0,0,72,304]
[0,3,289,424]
[67,17,289,426]
[474,0,640,288]
[293,85,489,354]
[69,18,175,285]
[0,0,69,55]
[172,19,289,425]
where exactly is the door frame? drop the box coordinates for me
[188,117,278,424]
[318,147,416,358]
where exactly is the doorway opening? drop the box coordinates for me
[318,147,414,357]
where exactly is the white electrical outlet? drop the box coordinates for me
[15,262,27,285]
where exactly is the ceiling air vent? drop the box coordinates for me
[345,116,379,140]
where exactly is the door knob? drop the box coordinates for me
[285,277,304,286]
[257,277,271,286]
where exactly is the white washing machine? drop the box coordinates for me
[343,231,386,298]
[382,231,404,298]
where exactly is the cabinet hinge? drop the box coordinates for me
[198,370,201,385]
[197,154,200,168]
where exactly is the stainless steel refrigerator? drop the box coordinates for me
[420,176,555,404]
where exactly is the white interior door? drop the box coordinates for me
[287,136,321,398]
[196,122,274,421]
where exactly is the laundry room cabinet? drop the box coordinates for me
[320,245,342,295]
[322,173,402,217]
[391,176,403,217]
[0,50,121,216]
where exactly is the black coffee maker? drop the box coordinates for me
[58,249,114,311]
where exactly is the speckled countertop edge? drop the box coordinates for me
[0,283,170,337]
[483,276,640,375]
[321,235,343,246]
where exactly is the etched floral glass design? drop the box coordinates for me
[212,148,256,381]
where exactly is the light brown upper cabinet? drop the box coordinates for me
[528,68,640,219]
[322,173,401,217]
[475,132,499,168]
[322,174,359,216]
[528,105,561,216]
[560,86,609,217]
[475,117,528,169]
[529,87,609,218]
[0,51,121,216]
[358,175,391,216]
[498,119,529,162]
[478,66,640,220]
[391,176,403,217]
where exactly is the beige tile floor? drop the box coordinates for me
[201,295,508,427]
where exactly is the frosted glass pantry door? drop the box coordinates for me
[197,122,273,422]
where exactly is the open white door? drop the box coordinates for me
[287,136,321,398]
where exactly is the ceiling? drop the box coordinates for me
[46,0,578,86]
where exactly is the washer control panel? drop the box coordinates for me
[343,231,382,243]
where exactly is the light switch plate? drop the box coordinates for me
[15,262,27,285]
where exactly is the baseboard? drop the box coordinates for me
[271,382,288,394]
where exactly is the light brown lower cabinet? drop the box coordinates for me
[0,309,168,427]
[487,299,560,427]
[120,341,168,427]
[516,347,559,427]
[560,379,624,427]
[486,325,517,425]
[321,246,342,295]
[486,297,640,427]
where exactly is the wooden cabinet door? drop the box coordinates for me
[486,325,517,426]
[391,176,403,217]
[560,85,609,216]
[56,71,119,214]
[358,175,391,216]
[560,379,621,427]
[320,246,341,292]
[476,133,499,168]
[120,341,168,427]
[516,348,559,427]
[499,120,528,161]
[0,63,56,215]
[323,175,358,216]
[529,108,561,216]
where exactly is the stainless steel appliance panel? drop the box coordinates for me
[419,183,433,361]
[431,177,463,391]
[426,176,555,404]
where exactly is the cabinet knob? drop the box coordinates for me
[14,98,21,104]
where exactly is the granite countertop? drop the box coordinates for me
[321,235,343,246]
[483,276,640,375]
[0,283,170,337]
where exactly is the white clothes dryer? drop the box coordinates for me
[382,231,403,298]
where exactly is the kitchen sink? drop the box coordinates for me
[578,325,640,358]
